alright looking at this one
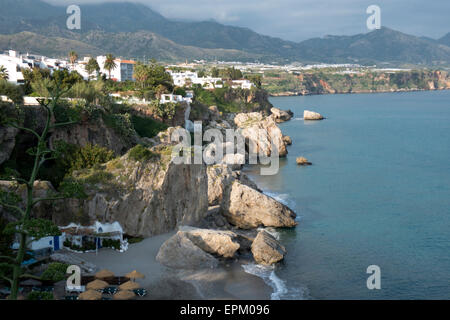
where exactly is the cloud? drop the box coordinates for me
[44,0,450,41]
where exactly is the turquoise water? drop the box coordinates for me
[244,90,450,299]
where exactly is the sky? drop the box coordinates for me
[45,0,450,41]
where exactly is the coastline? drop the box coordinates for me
[72,231,273,300]
[268,87,450,97]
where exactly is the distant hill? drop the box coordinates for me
[0,31,261,62]
[296,27,450,65]
[0,0,449,65]
[439,33,450,47]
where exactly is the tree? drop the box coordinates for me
[220,67,243,80]
[245,74,262,88]
[0,80,24,104]
[85,58,100,81]
[151,100,177,122]
[68,51,78,68]
[210,67,220,77]
[133,61,173,92]
[103,54,117,80]
[0,65,8,80]
[134,62,149,90]
[0,79,85,300]
[197,70,206,78]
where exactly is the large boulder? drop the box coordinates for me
[156,231,219,269]
[283,135,292,145]
[207,165,259,207]
[303,110,324,120]
[222,182,297,229]
[181,226,240,258]
[251,230,286,265]
[234,112,287,157]
[271,107,293,123]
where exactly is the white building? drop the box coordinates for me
[0,50,32,84]
[59,221,126,252]
[160,93,192,104]
[166,69,254,90]
[231,79,254,89]
[167,70,222,89]
[96,56,136,82]
[168,70,198,86]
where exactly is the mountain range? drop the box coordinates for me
[0,0,449,66]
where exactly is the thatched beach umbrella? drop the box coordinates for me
[113,290,136,300]
[79,290,102,300]
[119,281,140,291]
[125,270,145,280]
[86,279,109,290]
[20,279,42,286]
[95,269,115,279]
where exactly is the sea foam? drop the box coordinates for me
[242,263,308,300]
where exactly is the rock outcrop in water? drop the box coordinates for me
[206,164,296,229]
[283,135,292,145]
[303,110,324,120]
[234,112,288,157]
[222,182,297,229]
[271,107,293,123]
[251,230,286,265]
[296,157,312,165]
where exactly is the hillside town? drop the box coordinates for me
[0,49,255,88]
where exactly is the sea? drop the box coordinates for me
[242,90,450,299]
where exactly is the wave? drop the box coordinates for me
[263,191,297,211]
[257,227,280,240]
[242,263,308,300]
[293,117,304,121]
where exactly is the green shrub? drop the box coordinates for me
[0,80,24,104]
[102,239,120,250]
[41,262,69,282]
[103,113,135,139]
[131,115,167,138]
[126,236,144,244]
[56,142,115,175]
[128,144,156,162]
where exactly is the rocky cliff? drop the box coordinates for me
[265,70,450,96]
[52,144,208,237]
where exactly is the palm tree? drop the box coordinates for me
[103,53,117,80]
[0,65,9,80]
[68,51,78,69]
[85,58,100,81]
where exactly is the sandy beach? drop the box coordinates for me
[70,231,272,300]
